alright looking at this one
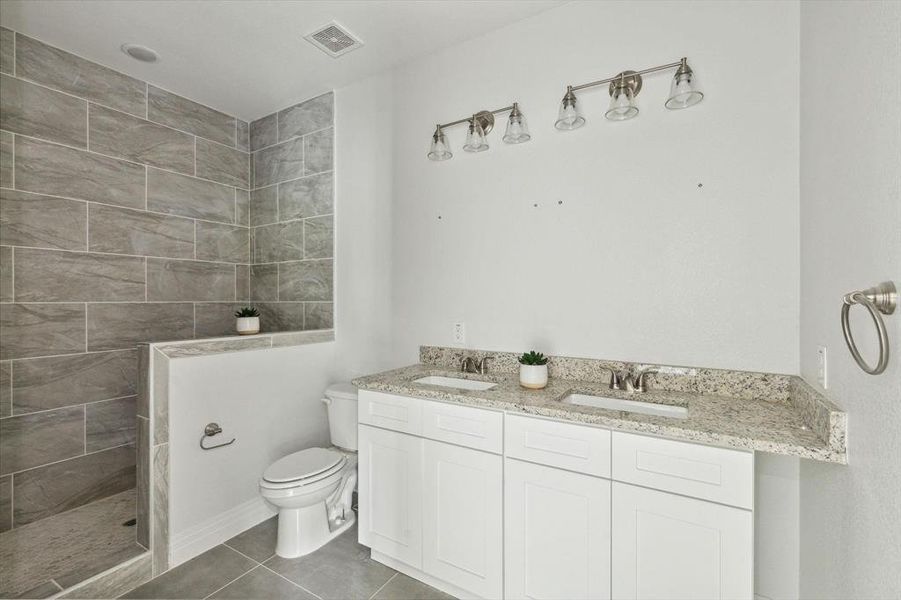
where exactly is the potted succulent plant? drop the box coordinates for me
[234,307,260,335]
[518,350,549,389]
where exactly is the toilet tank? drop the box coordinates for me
[323,382,358,451]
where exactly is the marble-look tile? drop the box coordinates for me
[303,215,333,258]
[89,104,194,174]
[304,302,333,330]
[13,248,144,302]
[236,265,250,302]
[159,336,272,358]
[0,361,10,417]
[250,263,278,301]
[0,27,13,75]
[136,345,150,418]
[195,222,250,263]
[0,406,84,475]
[250,113,277,151]
[279,260,333,301]
[0,130,12,188]
[236,119,249,152]
[270,329,334,348]
[0,189,87,251]
[14,136,145,209]
[127,543,255,599]
[15,33,146,117]
[279,172,333,220]
[196,138,249,188]
[250,185,278,226]
[303,128,333,175]
[372,573,454,600]
[89,203,194,259]
[60,553,151,599]
[253,138,303,188]
[147,168,235,223]
[193,303,244,338]
[12,349,136,414]
[148,86,235,146]
[278,93,333,141]
[210,565,316,600]
[253,221,304,263]
[151,443,169,576]
[152,350,169,445]
[236,189,250,226]
[0,303,85,360]
[0,74,87,147]
[8,580,61,598]
[147,258,236,302]
[86,303,193,351]
[85,396,136,452]
[0,474,11,532]
[224,516,277,562]
[0,247,10,303]
[136,415,149,548]
[256,302,305,332]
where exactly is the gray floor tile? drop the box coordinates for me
[208,565,317,600]
[122,544,255,599]
[264,525,396,600]
[224,516,278,563]
[372,574,455,600]
[12,580,61,599]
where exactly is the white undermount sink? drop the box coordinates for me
[562,393,688,419]
[413,376,498,391]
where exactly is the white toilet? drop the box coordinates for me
[259,382,359,558]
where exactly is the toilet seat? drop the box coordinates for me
[261,448,346,489]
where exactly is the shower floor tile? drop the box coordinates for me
[0,489,145,598]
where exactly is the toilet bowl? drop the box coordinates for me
[259,383,359,558]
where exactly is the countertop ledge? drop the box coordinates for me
[145,329,334,358]
[353,363,848,465]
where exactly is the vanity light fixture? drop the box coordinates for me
[427,103,529,161]
[555,57,703,130]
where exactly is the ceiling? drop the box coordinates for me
[0,0,565,121]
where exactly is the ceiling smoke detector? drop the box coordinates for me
[304,21,364,58]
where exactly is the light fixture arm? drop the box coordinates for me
[437,103,518,131]
[568,57,687,93]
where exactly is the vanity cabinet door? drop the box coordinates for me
[505,459,611,600]
[422,439,503,599]
[358,424,423,568]
[611,482,753,600]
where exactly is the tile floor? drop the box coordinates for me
[121,518,454,600]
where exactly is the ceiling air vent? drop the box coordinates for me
[304,21,364,58]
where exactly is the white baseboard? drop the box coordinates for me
[170,497,276,567]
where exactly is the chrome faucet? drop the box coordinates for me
[461,356,493,375]
[609,366,659,393]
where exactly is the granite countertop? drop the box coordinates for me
[353,363,847,464]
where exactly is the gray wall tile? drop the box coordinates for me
[152,350,168,445]
[279,260,333,301]
[250,264,278,301]
[12,349,136,414]
[250,185,278,226]
[303,215,333,259]
[0,130,12,188]
[0,74,87,147]
[136,345,149,418]
[303,128,333,175]
[253,221,304,263]
[236,265,250,301]
[253,137,303,187]
[147,168,235,223]
[15,34,146,117]
[89,105,194,174]
[0,406,84,475]
[256,302,305,332]
[87,303,193,351]
[196,222,250,263]
[146,259,235,302]
[14,248,144,302]
[136,416,149,547]
[237,120,249,152]
[279,172,332,220]
[89,204,194,259]
[148,86,235,147]
[0,28,13,75]
[12,444,135,526]
[305,302,333,330]
[196,138,248,188]
[14,137,145,209]
[86,396,136,452]
[278,93,333,141]
[0,303,85,360]
[194,303,243,338]
[0,474,10,532]
[250,113,277,151]
[151,443,168,575]
[236,189,250,226]
[0,246,12,303]
[0,188,87,251]
[0,361,10,418]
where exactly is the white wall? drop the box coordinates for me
[388,0,800,374]
[798,2,901,597]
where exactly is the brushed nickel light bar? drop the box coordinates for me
[428,103,530,161]
[555,57,703,130]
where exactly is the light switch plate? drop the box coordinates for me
[817,345,828,389]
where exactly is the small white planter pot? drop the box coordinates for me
[519,364,548,389]
[236,316,260,335]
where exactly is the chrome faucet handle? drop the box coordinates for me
[477,356,493,375]
[622,374,637,393]
[633,367,659,393]
[609,370,623,390]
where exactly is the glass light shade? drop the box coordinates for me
[463,122,489,153]
[503,112,530,144]
[605,85,639,121]
[555,98,585,130]
[665,71,704,109]
[427,129,452,161]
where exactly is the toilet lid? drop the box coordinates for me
[263,447,344,483]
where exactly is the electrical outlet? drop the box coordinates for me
[453,322,466,345]
[817,345,828,389]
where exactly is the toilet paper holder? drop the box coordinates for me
[200,422,236,450]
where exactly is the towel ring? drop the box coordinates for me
[841,281,896,375]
